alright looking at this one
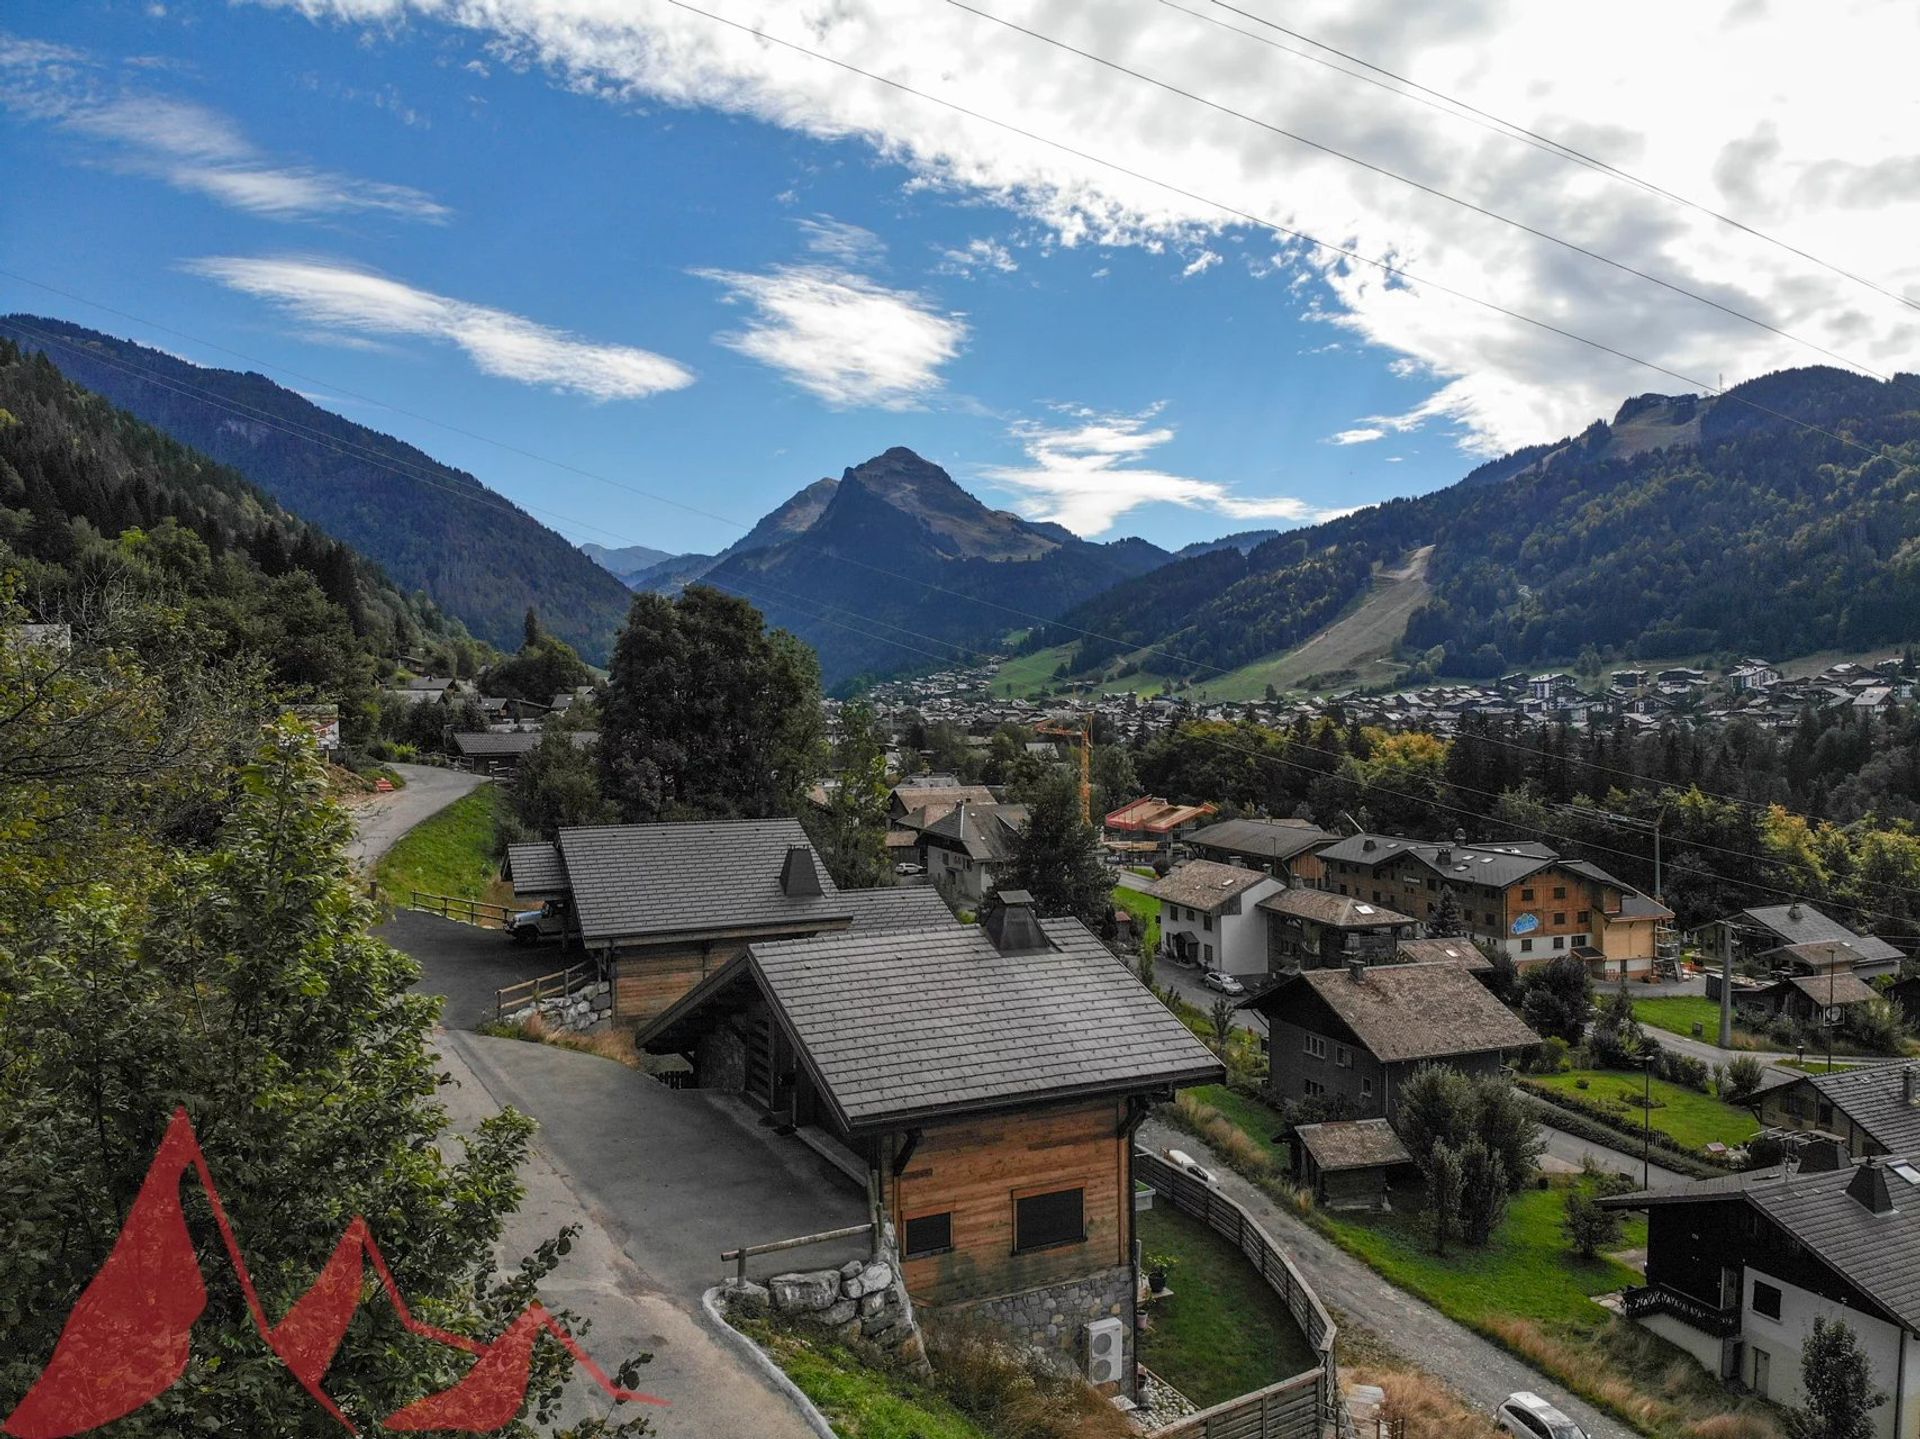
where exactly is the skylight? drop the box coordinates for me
[1892,1162,1920,1187]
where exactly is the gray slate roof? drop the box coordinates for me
[1149,859,1274,912]
[504,842,568,895]
[1317,834,1558,888]
[1739,904,1902,964]
[1259,888,1415,929]
[1394,938,1492,971]
[1296,1118,1413,1172]
[556,819,850,944]
[743,918,1223,1130]
[1798,1063,1920,1155]
[1247,961,1539,1062]
[1186,818,1335,864]
[451,729,598,757]
[919,802,1026,862]
[840,886,959,934]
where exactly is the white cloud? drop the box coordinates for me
[0,33,446,221]
[695,263,965,408]
[1328,426,1386,445]
[236,0,1920,454]
[796,215,885,265]
[935,237,1019,276]
[1180,249,1222,279]
[981,406,1354,535]
[187,256,695,400]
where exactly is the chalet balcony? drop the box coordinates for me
[1622,1284,1741,1338]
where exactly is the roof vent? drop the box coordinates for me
[1362,838,1377,852]
[1848,1156,1897,1215]
[1347,958,1367,982]
[1788,902,1803,921]
[983,889,1048,954]
[780,843,823,898]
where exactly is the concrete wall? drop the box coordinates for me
[1740,1266,1912,1439]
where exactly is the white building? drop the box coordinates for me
[1147,859,1287,978]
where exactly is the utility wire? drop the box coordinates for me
[1199,0,1920,319]
[943,0,1920,399]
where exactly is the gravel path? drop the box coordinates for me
[1138,1117,1639,1439]
[346,762,485,867]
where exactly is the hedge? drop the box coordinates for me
[1519,1088,1725,1181]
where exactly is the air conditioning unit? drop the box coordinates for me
[1084,1316,1126,1385]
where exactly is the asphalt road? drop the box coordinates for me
[379,909,566,1030]
[1139,1117,1635,1439]
[1534,1116,1691,1190]
[347,762,486,867]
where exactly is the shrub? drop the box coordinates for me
[1723,1055,1766,1105]
[1523,1036,1570,1075]
[1562,1186,1626,1259]
[925,1322,1135,1439]
[1457,1138,1509,1246]
[1653,1048,1710,1092]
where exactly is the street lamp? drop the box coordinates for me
[1635,1049,1653,1190]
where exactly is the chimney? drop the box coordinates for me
[1453,828,1467,845]
[1347,958,1367,983]
[1848,1156,1897,1215]
[1905,1065,1920,1107]
[1799,1135,1847,1173]
[1362,838,1377,853]
[1436,846,1452,866]
[1788,902,1803,921]
[982,889,1048,954]
[780,843,823,898]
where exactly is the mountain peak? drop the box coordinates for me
[835,447,1060,562]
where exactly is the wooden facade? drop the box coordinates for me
[878,1098,1132,1306]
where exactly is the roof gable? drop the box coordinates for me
[1251,962,1538,1062]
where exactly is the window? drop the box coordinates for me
[1203,944,1213,964]
[1521,888,1535,902]
[1578,910,1590,925]
[1553,886,1567,900]
[1360,1076,1373,1099]
[1553,912,1566,926]
[1203,914,1213,932]
[1485,912,1497,926]
[904,1212,953,1258]
[1304,1078,1325,1098]
[1751,1281,1782,1320]
[1335,1044,1352,1068]
[1014,1188,1084,1253]
[1304,1034,1327,1059]
[1520,938,1534,953]
[1552,936,1565,950]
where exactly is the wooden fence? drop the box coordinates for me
[495,962,593,1022]
[1134,1149,1348,1439]
[408,890,516,930]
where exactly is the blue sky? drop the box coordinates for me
[5,0,1917,559]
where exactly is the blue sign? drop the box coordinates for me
[1511,912,1540,936]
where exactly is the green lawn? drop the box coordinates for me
[1186,1084,1290,1166]
[1631,997,1763,1048]
[1136,1205,1318,1406]
[990,643,1077,698]
[738,1322,989,1439]
[1113,883,1161,952]
[1525,1069,1760,1151]
[1316,1180,1645,1334]
[373,786,507,904]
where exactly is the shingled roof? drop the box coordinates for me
[919,801,1027,863]
[555,819,851,944]
[1259,888,1415,929]
[1186,818,1335,864]
[840,886,959,934]
[1148,859,1275,912]
[1737,903,1902,965]
[638,916,1222,1131]
[1791,1064,1920,1156]
[1245,961,1538,1062]
[504,841,568,896]
[1394,937,1492,971]
[1295,1119,1413,1173]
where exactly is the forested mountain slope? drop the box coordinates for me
[1038,366,1920,684]
[1,316,635,662]
[703,446,1168,686]
[0,338,481,733]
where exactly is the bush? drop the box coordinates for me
[1562,1186,1626,1260]
[1523,1037,1570,1075]
[1652,1048,1711,1093]
[1520,955,1593,1044]
[1723,1055,1766,1105]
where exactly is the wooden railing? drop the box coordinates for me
[1134,1149,1343,1439]
[1622,1284,1741,1338]
[408,890,515,930]
[495,962,592,1022]
[720,1222,876,1285]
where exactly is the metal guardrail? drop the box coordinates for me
[495,962,592,1022]
[1621,1284,1742,1338]
[720,1222,876,1285]
[408,889,516,929]
[1134,1149,1340,1439]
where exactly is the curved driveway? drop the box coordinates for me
[347,762,486,867]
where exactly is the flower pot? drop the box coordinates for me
[1148,1269,1168,1294]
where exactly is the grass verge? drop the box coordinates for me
[477,1012,641,1069]
[373,786,511,906]
[1137,1204,1318,1406]
[1631,997,1765,1049]
[735,1320,990,1439]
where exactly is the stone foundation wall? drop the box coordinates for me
[502,980,611,1033]
[937,1264,1134,1390]
[695,1016,748,1093]
[724,1251,926,1368]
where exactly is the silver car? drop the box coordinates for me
[1494,1392,1588,1439]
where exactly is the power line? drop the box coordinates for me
[1197,0,1920,319]
[943,0,1920,399]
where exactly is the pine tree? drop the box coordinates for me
[1002,769,1113,934]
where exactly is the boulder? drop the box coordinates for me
[858,1291,887,1317]
[842,1261,895,1299]
[724,1279,771,1317]
[816,1298,858,1327]
[839,1259,865,1280]
[769,1269,843,1313]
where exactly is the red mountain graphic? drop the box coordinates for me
[3,1108,665,1437]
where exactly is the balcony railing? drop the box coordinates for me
[1622,1284,1742,1338]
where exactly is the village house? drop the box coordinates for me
[633,890,1224,1397]
[912,800,1027,906]
[1605,1150,1920,1434]
[1242,961,1538,1122]
[1754,1062,1920,1161]
[504,820,954,1023]
[1694,902,1904,981]
[1183,816,1337,887]
[1146,858,1287,976]
[1291,1119,1412,1211]
[450,727,596,777]
[1258,889,1417,974]
[1315,832,1670,978]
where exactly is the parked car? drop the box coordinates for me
[892,861,926,877]
[510,899,566,946]
[1162,1149,1218,1186]
[1202,970,1246,996]
[1494,1393,1588,1439]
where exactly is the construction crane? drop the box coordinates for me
[1035,717,1093,825]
